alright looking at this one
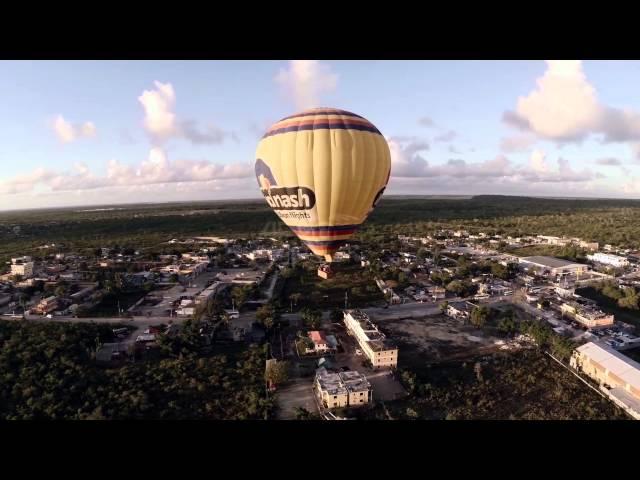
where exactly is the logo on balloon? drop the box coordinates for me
[255,158,316,211]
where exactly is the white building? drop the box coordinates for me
[571,342,640,419]
[587,252,629,268]
[343,309,398,369]
[10,256,34,278]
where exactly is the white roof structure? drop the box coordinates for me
[576,342,640,389]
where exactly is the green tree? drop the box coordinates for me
[470,306,491,328]
[301,307,322,330]
[265,360,289,386]
[330,309,343,323]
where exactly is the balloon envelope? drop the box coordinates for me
[255,107,391,262]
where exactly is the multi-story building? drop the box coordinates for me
[560,301,614,329]
[587,252,630,268]
[571,342,640,419]
[10,256,34,279]
[314,367,372,409]
[34,296,59,315]
[343,309,398,369]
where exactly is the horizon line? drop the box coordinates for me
[2,193,640,214]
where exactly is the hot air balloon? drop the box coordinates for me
[255,107,391,262]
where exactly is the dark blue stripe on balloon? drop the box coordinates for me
[291,224,359,232]
[303,239,348,246]
[279,109,365,122]
[263,123,381,138]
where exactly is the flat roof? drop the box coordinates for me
[577,342,640,389]
[520,256,585,269]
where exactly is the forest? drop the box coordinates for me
[0,320,273,420]
[5,195,640,270]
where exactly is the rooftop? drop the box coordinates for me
[520,256,584,269]
[576,342,640,390]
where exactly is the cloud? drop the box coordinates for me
[274,60,338,110]
[448,145,460,154]
[596,157,622,166]
[52,115,97,143]
[138,81,177,139]
[0,168,55,194]
[434,130,457,143]
[500,134,536,153]
[506,60,640,143]
[387,137,430,176]
[180,120,229,145]
[388,138,596,185]
[418,117,435,128]
[138,81,232,145]
[0,149,254,195]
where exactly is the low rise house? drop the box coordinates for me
[317,264,334,280]
[446,301,476,320]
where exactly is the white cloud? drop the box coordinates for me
[506,60,640,143]
[81,122,97,138]
[138,81,232,145]
[0,168,55,194]
[275,60,338,110]
[0,149,254,196]
[52,115,96,143]
[530,149,550,173]
[138,81,178,139]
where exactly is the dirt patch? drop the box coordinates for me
[381,314,506,363]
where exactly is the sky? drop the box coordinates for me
[2,59,640,211]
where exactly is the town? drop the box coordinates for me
[3,224,640,420]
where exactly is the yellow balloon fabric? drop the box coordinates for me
[255,107,391,262]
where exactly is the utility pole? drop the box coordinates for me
[344,291,348,310]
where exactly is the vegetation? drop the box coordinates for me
[0,320,273,420]
[578,284,640,329]
[379,349,627,420]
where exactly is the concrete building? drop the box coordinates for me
[519,256,589,277]
[587,252,630,268]
[314,367,372,409]
[571,342,640,419]
[560,301,614,329]
[317,264,334,279]
[34,296,59,315]
[10,256,34,279]
[343,309,398,369]
[445,301,476,320]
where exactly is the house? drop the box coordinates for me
[446,301,476,320]
[317,264,334,279]
[308,330,331,353]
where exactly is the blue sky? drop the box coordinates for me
[1,60,640,210]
